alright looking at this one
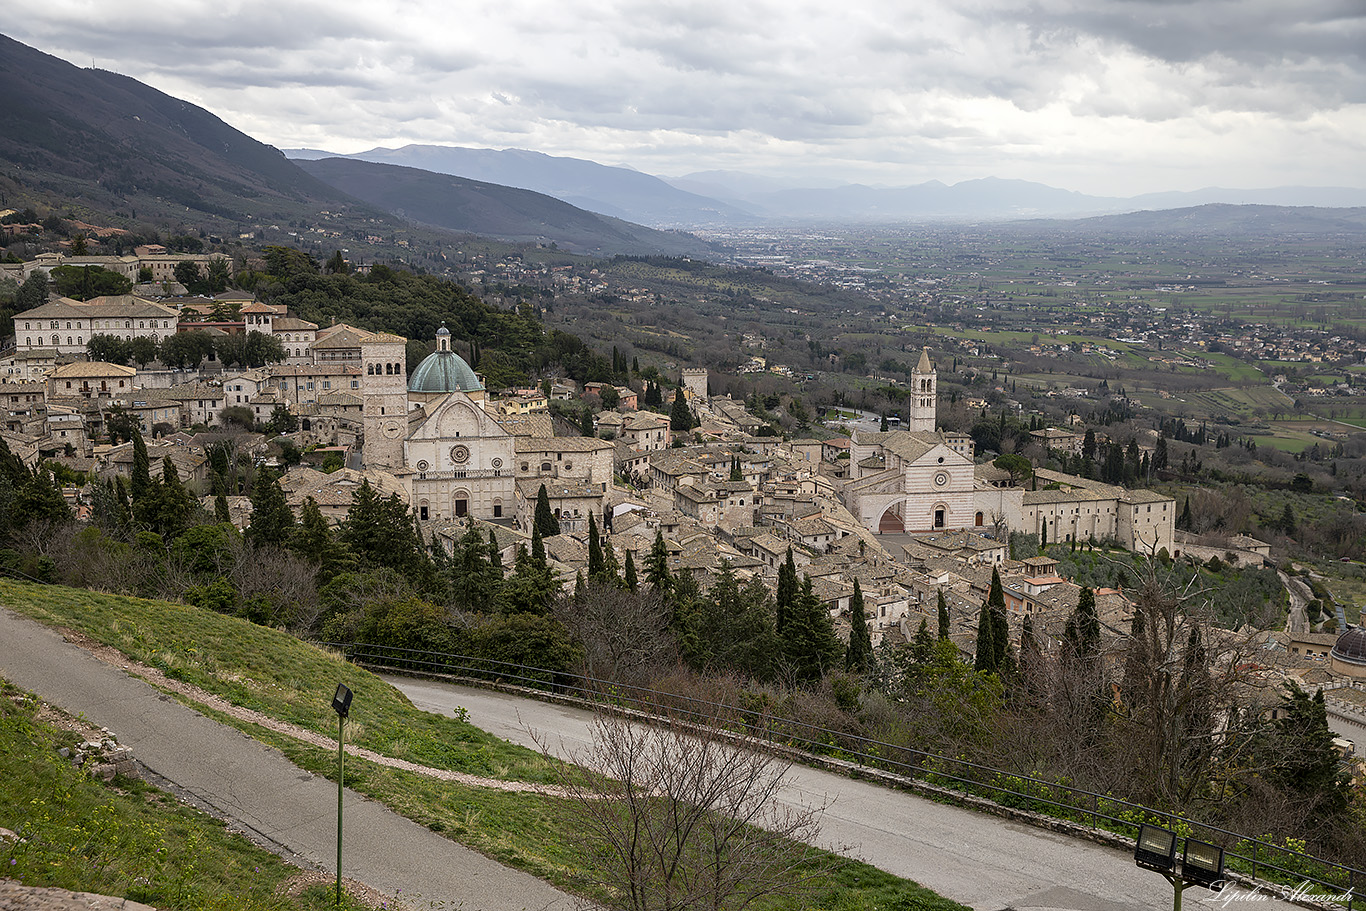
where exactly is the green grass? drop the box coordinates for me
[0,579,554,783]
[1,580,972,911]
[0,679,376,911]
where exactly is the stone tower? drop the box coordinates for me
[680,367,709,401]
[908,348,936,433]
[360,332,410,469]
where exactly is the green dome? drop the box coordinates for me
[409,329,483,394]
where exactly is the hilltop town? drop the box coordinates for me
[6,249,1362,704]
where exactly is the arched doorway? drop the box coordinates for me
[878,502,905,534]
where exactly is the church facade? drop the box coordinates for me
[839,351,1175,553]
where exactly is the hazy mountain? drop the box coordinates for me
[1038,204,1366,236]
[1126,187,1366,211]
[295,157,715,257]
[0,33,364,224]
[284,144,751,228]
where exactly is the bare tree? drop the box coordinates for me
[547,704,835,911]
[553,581,676,686]
[1111,566,1266,810]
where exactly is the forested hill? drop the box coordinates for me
[248,248,612,388]
[0,33,370,225]
[295,157,716,257]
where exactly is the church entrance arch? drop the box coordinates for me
[878,502,905,534]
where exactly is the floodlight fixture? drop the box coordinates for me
[332,683,352,718]
[1135,824,1178,875]
[1182,839,1225,891]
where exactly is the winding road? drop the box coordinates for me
[387,675,1310,911]
[0,608,575,911]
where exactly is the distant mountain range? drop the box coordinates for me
[287,145,749,229]
[0,33,714,256]
[286,145,1366,227]
[294,157,713,256]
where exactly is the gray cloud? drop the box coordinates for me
[5,0,1365,195]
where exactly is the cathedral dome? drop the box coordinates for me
[1332,627,1366,668]
[408,325,483,394]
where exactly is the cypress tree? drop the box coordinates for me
[974,600,997,673]
[670,391,694,432]
[937,588,950,640]
[586,511,604,579]
[130,429,151,503]
[987,567,1009,672]
[531,525,548,570]
[624,550,638,591]
[845,577,871,673]
[601,536,622,587]
[534,483,560,537]
[776,548,798,634]
[645,528,671,592]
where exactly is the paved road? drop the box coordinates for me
[0,608,575,911]
[389,675,1310,911]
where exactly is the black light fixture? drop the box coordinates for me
[1134,824,1225,911]
[332,683,353,718]
[332,683,353,905]
[1135,824,1178,875]
[1182,839,1225,891]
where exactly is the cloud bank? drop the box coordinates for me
[8,0,1365,194]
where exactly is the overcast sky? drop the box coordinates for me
[8,1,1365,195]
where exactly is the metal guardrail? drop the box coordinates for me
[324,641,1362,910]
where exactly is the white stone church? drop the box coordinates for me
[840,350,1175,554]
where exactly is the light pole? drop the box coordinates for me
[1134,823,1225,911]
[332,683,353,907]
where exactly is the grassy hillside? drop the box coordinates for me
[0,579,551,782]
[0,678,374,909]
[0,580,971,911]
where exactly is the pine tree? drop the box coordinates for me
[1280,504,1297,537]
[782,575,842,686]
[937,588,950,640]
[292,496,352,578]
[246,467,294,548]
[1267,683,1351,822]
[912,618,934,664]
[845,577,871,673]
